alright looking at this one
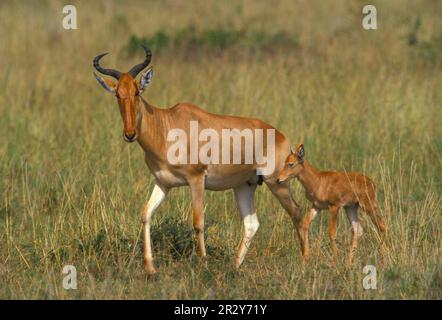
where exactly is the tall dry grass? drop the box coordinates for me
[0,0,440,299]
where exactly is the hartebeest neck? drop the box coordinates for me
[135,98,169,158]
[297,161,321,195]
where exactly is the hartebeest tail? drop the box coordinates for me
[277,144,386,266]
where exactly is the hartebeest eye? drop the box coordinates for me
[288,162,295,168]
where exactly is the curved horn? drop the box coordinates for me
[128,45,152,78]
[93,53,121,80]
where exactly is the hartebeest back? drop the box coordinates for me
[93,46,303,274]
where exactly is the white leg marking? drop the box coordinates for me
[234,183,259,268]
[309,208,318,220]
[346,206,363,238]
[237,213,260,264]
[143,184,167,263]
[303,207,318,236]
[301,207,319,258]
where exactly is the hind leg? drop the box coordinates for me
[265,179,303,250]
[345,205,363,266]
[234,183,259,268]
[361,201,386,260]
[363,204,386,237]
[328,205,340,266]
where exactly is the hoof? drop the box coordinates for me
[146,266,157,275]
[144,259,157,275]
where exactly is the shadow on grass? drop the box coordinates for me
[151,216,231,262]
[75,216,230,264]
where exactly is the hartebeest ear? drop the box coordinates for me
[94,72,117,93]
[139,68,153,93]
[296,144,304,162]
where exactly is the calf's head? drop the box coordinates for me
[277,144,305,183]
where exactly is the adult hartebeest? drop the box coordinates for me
[93,46,302,274]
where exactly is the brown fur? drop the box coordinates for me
[94,53,304,274]
[277,144,386,266]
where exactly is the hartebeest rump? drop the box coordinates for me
[277,144,386,266]
[93,46,302,274]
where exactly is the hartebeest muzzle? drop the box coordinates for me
[124,131,137,142]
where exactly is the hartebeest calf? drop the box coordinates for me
[277,144,386,266]
[93,46,303,274]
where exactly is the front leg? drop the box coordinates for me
[301,207,319,262]
[188,175,206,257]
[142,184,168,274]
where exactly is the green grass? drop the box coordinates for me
[124,27,299,55]
[0,0,441,299]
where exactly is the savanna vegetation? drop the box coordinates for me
[0,0,440,299]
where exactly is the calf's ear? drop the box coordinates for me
[296,144,304,162]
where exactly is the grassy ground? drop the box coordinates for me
[0,0,441,299]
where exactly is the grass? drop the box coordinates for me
[124,27,299,55]
[0,0,441,299]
